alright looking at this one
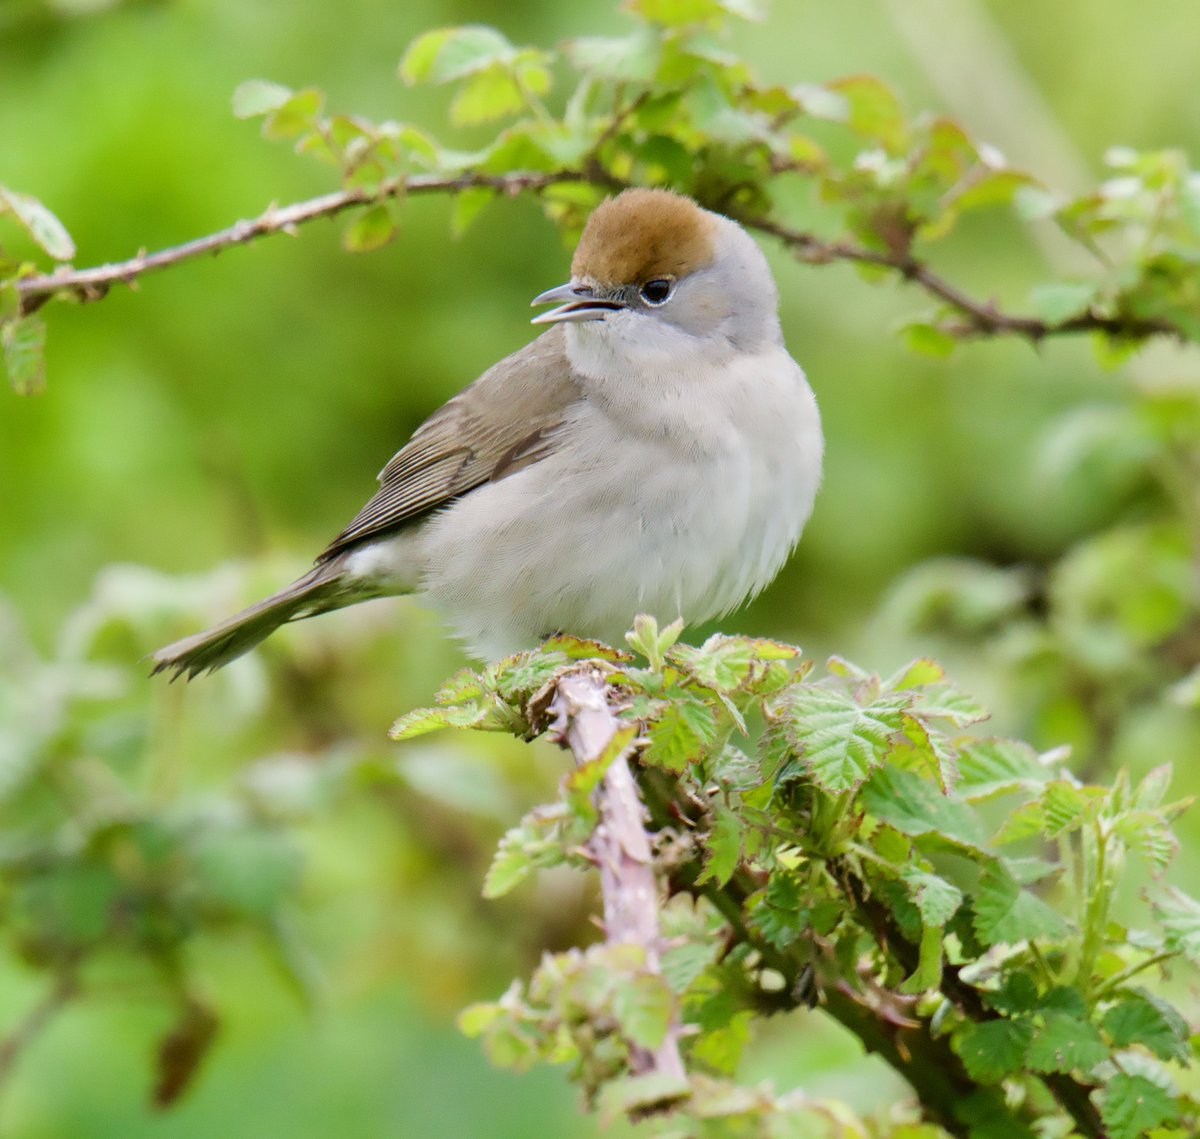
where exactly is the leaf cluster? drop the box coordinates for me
[406,620,1199,1137]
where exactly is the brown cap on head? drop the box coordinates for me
[571,188,718,288]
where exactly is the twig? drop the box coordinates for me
[742,215,1176,343]
[0,972,77,1095]
[14,170,615,317]
[548,667,687,1085]
[14,168,1180,346]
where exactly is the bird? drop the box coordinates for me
[151,188,823,679]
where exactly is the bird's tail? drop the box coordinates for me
[150,560,352,680]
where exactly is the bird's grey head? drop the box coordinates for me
[531,188,782,359]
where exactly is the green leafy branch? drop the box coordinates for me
[400,618,1198,1139]
[6,0,1200,393]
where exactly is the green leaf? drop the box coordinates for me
[973,862,1068,947]
[900,322,957,358]
[400,26,516,85]
[0,188,75,260]
[342,204,398,253]
[1026,1011,1108,1074]
[901,865,963,927]
[825,75,908,153]
[645,697,717,772]
[1151,887,1200,963]
[613,973,674,1050]
[539,633,631,662]
[483,835,534,900]
[911,683,988,727]
[1039,780,1094,837]
[1102,994,1190,1063]
[954,1018,1033,1083]
[626,614,684,670]
[450,67,526,127]
[2,314,46,395]
[697,805,741,888]
[564,30,660,82]
[389,701,492,739]
[1029,281,1100,324]
[862,765,988,849]
[598,1072,691,1125]
[957,738,1051,801]
[1099,1072,1180,1139]
[263,88,325,141]
[451,187,496,238]
[774,685,909,793]
[458,1001,503,1037]
[231,78,293,118]
[748,872,805,949]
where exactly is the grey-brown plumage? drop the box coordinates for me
[151,327,581,679]
[152,187,824,676]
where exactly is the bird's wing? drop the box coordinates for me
[317,325,581,562]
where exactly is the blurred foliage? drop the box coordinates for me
[2,0,1200,1136]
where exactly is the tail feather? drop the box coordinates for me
[151,562,350,680]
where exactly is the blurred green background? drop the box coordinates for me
[2,0,1199,1135]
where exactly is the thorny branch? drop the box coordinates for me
[547,667,687,1086]
[14,169,1182,346]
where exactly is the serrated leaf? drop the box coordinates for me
[482,835,534,899]
[954,1018,1033,1082]
[1114,811,1178,876]
[973,862,1068,947]
[231,78,293,119]
[1102,994,1190,1063]
[389,701,490,739]
[0,188,75,260]
[862,765,988,849]
[774,686,909,793]
[1026,1011,1108,1074]
[645,698,717,772]
[342,204,398,253]
[957,738,1051,801]
[613,973,674,1050]
[1098,1072,1179,1139]
[912,684,988,727]
[748,872,804,949]
[901,865,963,927]
[1040,780,1093,837]
[986,972,1040,1015]
[697,805,741,887]
[2,314,46,395]
[538,633,632,662]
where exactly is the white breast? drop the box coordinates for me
[411,337,822,658]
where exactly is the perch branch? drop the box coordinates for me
[548,667,687,1085]
[13,169,1181,346]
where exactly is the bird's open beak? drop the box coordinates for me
[530,282,626,325]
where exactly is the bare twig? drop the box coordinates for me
[549,667,687,1085]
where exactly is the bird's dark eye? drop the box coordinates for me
[639,278,673,306]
